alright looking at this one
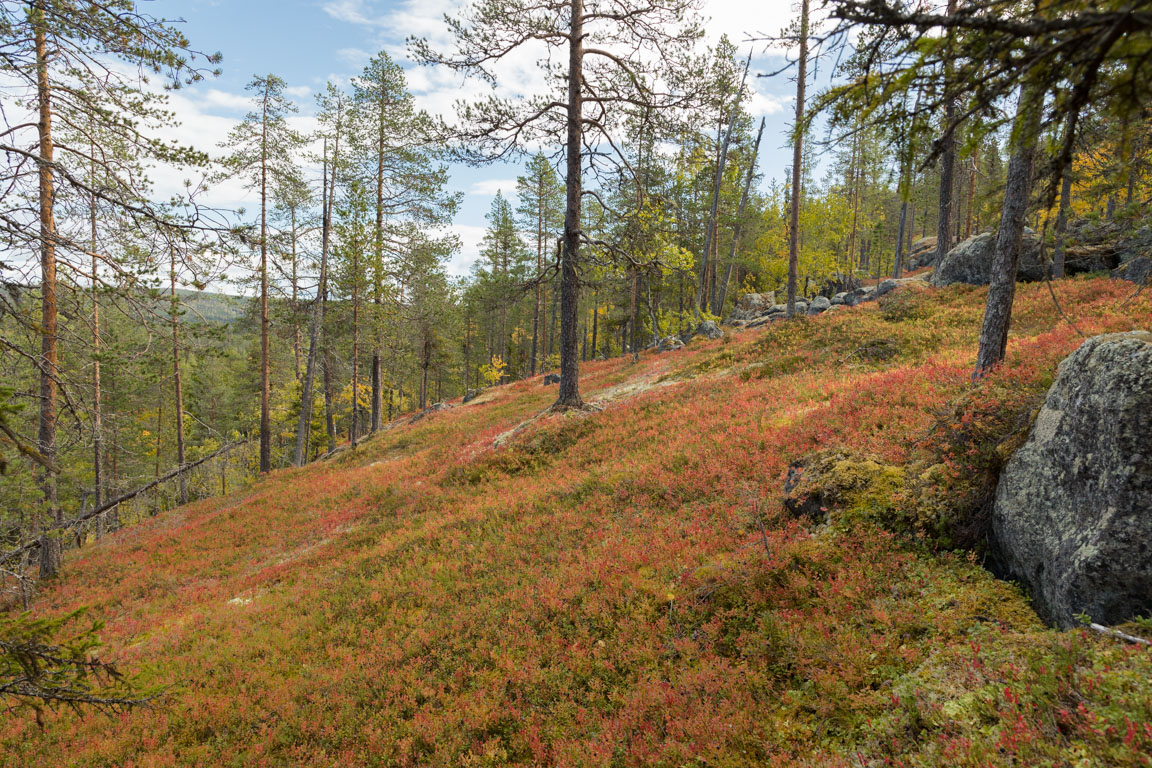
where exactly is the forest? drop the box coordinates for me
[1,0,1151,762]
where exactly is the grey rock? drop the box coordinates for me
[831,292,848,305]
[843,288,875,307]
[695,320,724,340]
[992,331,1152,628]
[808,296,831,314]
[462,389,482,403]
[906,236,939,269]
[875,279,899,297]
[930,232,1046,287]
[1113,256,1152,285]
[657,336,685,352]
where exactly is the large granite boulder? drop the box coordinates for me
[808,296,831,314]
[930,232,1046,287]
[992,332,1152,627]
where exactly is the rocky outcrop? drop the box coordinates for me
[1063,220,1152,274]
[657,336,684,352]
[992,332,1152,628]
[905,236,938,269]
[1113,256,1152,285]
[930,232,1047,287]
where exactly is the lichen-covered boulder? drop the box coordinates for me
[737,292,774,312]
[992,332,1152,627]
[657,336,684,352]
[695,320,724,340]
[930,232,1046,287]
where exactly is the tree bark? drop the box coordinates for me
[1052,168,1073,279]
[170,249,187,505]
[934,0,959,266]
[698,54,749,315]
[294,141,335,466]
[34,4,61,579]
[785,0,809,320]
[975,84,1043,374]
[259,82,272,474]
[717,117,765,312]
[556,0,584,408]
[89,138,103,511]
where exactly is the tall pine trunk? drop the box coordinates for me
[170,249,187,504]
[557,0,584,408]
[89,143,103,510]
[259,85,272,474]
[934,0,959,266]
[34,4,61,578]
[785,0,809,320]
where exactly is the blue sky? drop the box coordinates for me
[150,0,810,276]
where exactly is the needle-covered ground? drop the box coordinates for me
[5,277,1152,767]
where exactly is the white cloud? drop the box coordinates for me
[447,224,486,276]
[468,179,517,196]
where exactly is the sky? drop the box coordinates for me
[148,0,811,277]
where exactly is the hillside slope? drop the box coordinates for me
[5,278,1152,767]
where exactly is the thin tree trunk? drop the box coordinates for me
[975,84,1043,374]
[1052,166,1074,279]
[90,139,103,510]
[259,84,272,474]
[717,117,765,312]
[698,54,749,315]
[530,176,544,376]
[785,0,809,320]
[170,249,187,505]
[629,267,639,362]
[590,286,599,359]
[966,150,978,238]
[294,140,335,466]
[351,247,360,445]
[372,101,387,434]
[292,207,301,381]
[34,4,61,578]
[557,0,584,408]
[894,200,909,279]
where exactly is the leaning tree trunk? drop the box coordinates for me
[716,117,766,313]
[556,0,584,408]
[785,0,809,320]
[975,84,1043,374]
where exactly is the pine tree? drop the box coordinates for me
[218,74,303,473]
